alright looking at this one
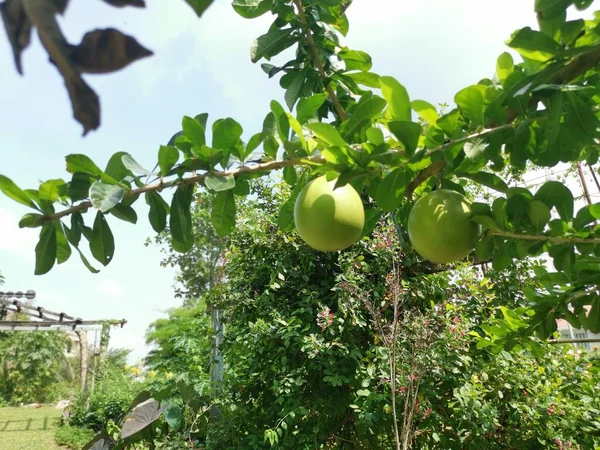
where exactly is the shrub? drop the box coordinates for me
[55,425,95,450]
[68,367,142,431]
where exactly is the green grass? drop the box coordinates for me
[0,406,63,450]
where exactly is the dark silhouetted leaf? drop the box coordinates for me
[90,212,115,266]
[35,224,57,275]
[170,184,195,252]
[0,0,32,75]
[250,28,295,63]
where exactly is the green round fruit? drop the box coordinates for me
[294,176,365,252]
[407,189,480,264]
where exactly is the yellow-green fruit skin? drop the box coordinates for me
[294,176,365,252]
[407,189,480,264]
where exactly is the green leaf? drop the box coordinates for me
[170,184,195,252]
[158,146,180,177]
[233,177,250,196]
[55,222,71,265]
[582,295,600,334]
[411,100,438,124]
[212,190,236,237]
[342,96,387,139]
[472,215,500,231]
[379,76,411,121]
[306,122,346,147]
[110,203,138,224]
[279,174,307,231]
[574,204,600,230]
[39,179,66,202]
[346,72,381,88]
[376,167,412,212]
[387,121,422,155]
[475,235,494,260]
[534,181,574,220]
[250,28,295,63]
[184,0,214,17]
[545,91,563,145]
[164,404,183,432]
[122,154,153,176]
[19,213,44,229]
[458,172,508,193]
[68,173,92,202]
[528,200,551,232]
[90,212,114,266]
[182,116,206,147]
[322,146,351,165]
[205,174,236,192]
[65,154,118,184]
[146,192,170,233]
[232,0,272,18]
[496,52,514,83]
[297,94,327,124]
[89,182,126,213]
[105,151,134,182]
[213,118,243,149]
[339,50,372,71]
[362,209,383,238]
[506,27,561,61]
[284,71,306,110]
[455,85,485,126]
[35,224,57,275]
[283,166,297,185]
[271,100,290,142]
[0,175,37,209]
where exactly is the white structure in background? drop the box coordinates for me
[557,317,600,351]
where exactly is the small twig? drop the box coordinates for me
[576,162,593,206]
[292,0,347,121]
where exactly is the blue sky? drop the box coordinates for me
[0,0,580,362]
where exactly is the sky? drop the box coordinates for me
[0,0,595,363]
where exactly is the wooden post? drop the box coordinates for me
[76,330,88,392]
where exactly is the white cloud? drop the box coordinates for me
[0,208,37,262]
[95,278,124,299]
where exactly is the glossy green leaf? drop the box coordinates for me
[184,0,214,16]
[146,192,170,233]
[573,204,600,230]
[411,100,438,124]
[39,179,66,202]
[366,127,384,145]
[90,212,114,266]
[105,151,134,182]
[158,146,180,177]
[66,154,118,184]
[506,27,561,61]
[170,184,195,252]
[528,200,551,232]
[346,72,381,88]
[89,181,125,213]
[472,215,500,231]
[455,85,485,126]
[283,166,297,186]
[582,295,600,333]
[322,146,351,165]
[380,76,411,121]
[306,122,346,147]
[496,52,514,83]
[212,190,236,237]
[284,71,306,110]
[534,181,574,220]
[475,235,494,260]
[232,0,272,18]
[342,96,386,139]
[213,118,243,149]
[250,28,295,63]
[270,100,290,143]
[110,203,138,224]
[122,154,153,176]
[182,116,206,147]
[297,94,327,124]
[0,175,38,209]
[205,174,236,192]
[19,213,44,229]
[34,224,57,275]
[376,167,412,212]
[387,121,422,155]
[458,172,508,193]
[55,222,71,265]
[279,175,306,231]
[339,50,372,72]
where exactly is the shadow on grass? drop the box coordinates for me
[0,416,60,432]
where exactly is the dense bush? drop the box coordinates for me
[68,366,143,431]
[54,424,95,449]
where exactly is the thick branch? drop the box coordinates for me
[40,155,325,224]
[292,0,347,121]
[490,230,600,245]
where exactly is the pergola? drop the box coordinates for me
[0,290,127,392]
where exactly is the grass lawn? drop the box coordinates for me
[0,406,63,450]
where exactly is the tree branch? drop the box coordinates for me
[39,155,325,224]
[489,230,600,245]
[292,0,347,121]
